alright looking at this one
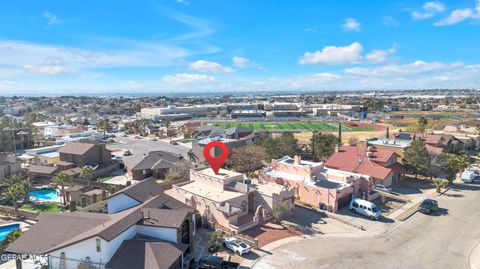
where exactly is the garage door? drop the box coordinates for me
[337,194,352,209]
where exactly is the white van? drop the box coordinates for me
[461,170,478,183]
[349,198,382,220]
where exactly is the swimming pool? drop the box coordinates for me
[0,223,20,241]
[29,188,59,201]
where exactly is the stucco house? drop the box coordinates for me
[0,153,21,180]
[7,178,195,269]
[324,145,405,186]
[260,156,377,213]
[171,168,294,233]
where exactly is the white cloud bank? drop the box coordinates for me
[189,60,233,73]
[412,1,446,20]
[435,0,480,26]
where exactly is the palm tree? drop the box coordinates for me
[1,229,23,251]
[80,166,95,181]
[16,176,32,204]
[52,172,73,205]
[2,184,22,217]
[432,178,448,193]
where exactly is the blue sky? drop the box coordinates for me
[1,0,480,94]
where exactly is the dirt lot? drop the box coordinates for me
[242,222,302,248]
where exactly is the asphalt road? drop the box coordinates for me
[107,136,190,159]
[254,182,480,269]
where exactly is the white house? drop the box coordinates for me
[7,178,195,269]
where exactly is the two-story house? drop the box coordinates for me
[325,145,405,186]
[171,168,294,233]
[7,178,195,269]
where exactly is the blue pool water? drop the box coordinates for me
[29,188,58,201]
[0,224,20,241]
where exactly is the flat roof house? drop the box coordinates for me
[7,178,195,269]
[171,168,294,233]
[260,156,377,212]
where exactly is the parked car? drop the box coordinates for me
[373,184,392,193]
[349,198,382,220]
[121,133,128,137]
[461,170,479,183]
[190,256,240,269]
[170,140,178,145]
[224,237,251,255]
[418,199,438,214]
[123,149,132,156]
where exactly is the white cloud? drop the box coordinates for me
[434,0,480,25]
[300,43,396,65]
[189,60,233,73]
[299,42,363,65]
[125,81,144,89]
[23,64,69,75]
[176,0,190,5]
[304,28,318,33]
[0,80,15,88]
[162,73,216,83]
[43,12,63,25]
[0,39,194,71]
[412,1,446,19]
[345,60,462,76]
[436,8,474,25]
[365,47,396,64]
[232,56,250,67]
[342,18,362,31]
[314,73,341,80]
[383,16,399,27]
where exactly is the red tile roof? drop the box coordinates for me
[324,145,397,181]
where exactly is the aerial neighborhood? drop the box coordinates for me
[1,90,480,269]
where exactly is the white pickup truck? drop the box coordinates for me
[461,169,479,183]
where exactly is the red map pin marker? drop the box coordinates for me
[203,141,229,174]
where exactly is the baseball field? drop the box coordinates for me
[207,121,377,132]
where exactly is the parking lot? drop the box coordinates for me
[107,135,190,160]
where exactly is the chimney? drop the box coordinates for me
[294,155,301,165]
[335,144,339,153]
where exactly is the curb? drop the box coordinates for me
[295,203,364,231]
[469,241,480,269]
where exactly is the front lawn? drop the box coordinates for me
[20,203,62,213]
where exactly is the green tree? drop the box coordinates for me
[443,152,470,182]
[208,230,223,254]
[417,116,428,132]
[17,176,32,204]
[403,140,431,179]
[80,166,95,181]
[432,178,448,193]
[1,229,23,251]
[96,118,112,136]
[2,184,22,217]
[52,172,73,205]
[311,132,337,161]
[226,145,266,178]
[258,132,300,160]
[272,199,292,222]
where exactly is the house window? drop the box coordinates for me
[96,239,101,252]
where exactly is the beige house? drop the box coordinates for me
[0,154,21,180]
[171,168,294,233]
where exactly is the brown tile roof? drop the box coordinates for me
[58,142,95,155]
[7,179,193,255]
[124,151,181,171]
[106,239,186,269]
[28,165,59,175]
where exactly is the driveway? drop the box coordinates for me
[253,182,480,269]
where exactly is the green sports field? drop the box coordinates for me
[207,121,376,132]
